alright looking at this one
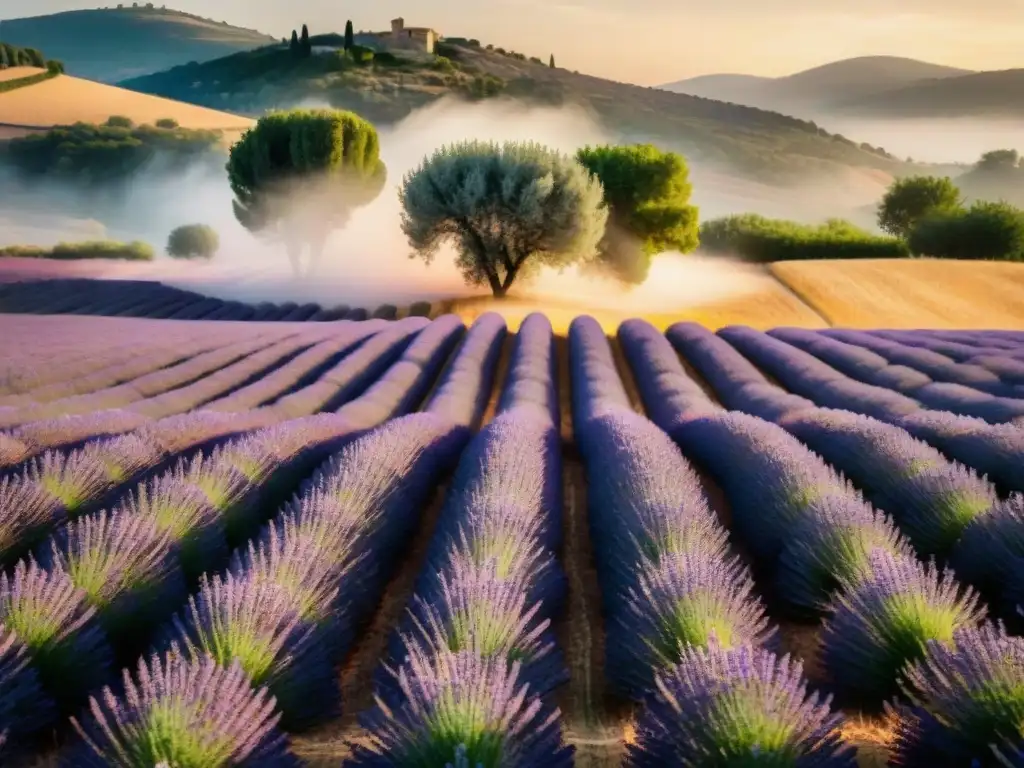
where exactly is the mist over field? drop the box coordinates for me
[3,94,1016,313]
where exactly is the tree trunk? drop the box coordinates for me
[284,239,303,277]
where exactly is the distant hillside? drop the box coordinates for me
[0,7,277,82]
[834,69,1024,118]
[119,39,935,187]
[661,56,974,117]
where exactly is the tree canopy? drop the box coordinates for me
[909,201,1024,262]
[167,224,219,259]
[575,143,699,283]
[400,140,607,297]
[226,108,387,276]
[877,175,962,239]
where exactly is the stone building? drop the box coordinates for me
[387,18,437,54]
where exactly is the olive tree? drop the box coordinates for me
[877,175,962,239]
[576,143,699,283]
[226,108,386,277]
[167,224,219,259]
[400,140,607,298]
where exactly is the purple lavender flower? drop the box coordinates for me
[820,551,985,707]
[625,642,854,767]
[777,496,915,617]
[82,433,163,483]
[0,476,66,566]
[606,550,775,699]
[171,573,338,729]
[0,623,56,751]
[211,436,281,484]
[24,449,109,517]
[0,560,112,710]
[67,648,297,767]
[15,410,153,454]
[174,453,254,543]
[889,623,1024,767]
[953,494,1024,596]
[351,648,573,767]
[0,434,28,467]
[40,510,185,644]
[120,476,226,582]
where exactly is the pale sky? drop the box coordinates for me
[6,0,1024,84]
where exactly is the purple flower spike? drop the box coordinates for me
[0,476,66,565]
[777,496,914,618]
[0,623,57,751]
[172,574,338,729]
[175,454,254,542]
[351,648,574,767]
[67,649,297,767]
[606,550,775,699]
[0,560,112,710]
[25,449,109,516]
[820,551,985,708]
[82,433,162,483]
[0,434,28,467]
[953,494,1024,596]
[211,436,281,484]
[626,643,854,767]
[121,476,226,582]
[889,623,1024,767]
[41,510,185,643]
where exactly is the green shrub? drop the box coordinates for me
[155,117,179,129]
[166,224,219,259]
[105,115,135,128]
[348,44,374,64]
[0,70,56,93]
[0,241,154,261]
[908,201,1024,261]
[45,60,64,74]
[432,55,455,72]
[877,175,963,238]
[699,214,910,262]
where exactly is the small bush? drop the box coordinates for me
[348,44,374,64]
[408,301,433,317]
[432,55,455,73]
[155,117,179,129]
[105,115,134,128]
[45,60,64,74]
[699,214,910,262]
[166,224,219,259]
[908,201,1024,262]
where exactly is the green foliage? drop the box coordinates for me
[432,56,455,73]
[289,29,299,56]
[344,20,354,51]
[300,24,311,57]
[400,140,608,297]
[105,115,135,128]
[45,59,65,74]
[0,42,46,68]
[977,149,1020,171]
[349,45,374,64]
[167,224,219,259]
[576,143,700,283]
[877,175,963,238]
[699,214,910,263]
[908,201,1024,261]
[155,117,179,128]
[226,108,387,275]
[549,54,555,68]
[0,70,58,93]
[3,121,222,183]
[462,74,505,100]
[0,240,154,261]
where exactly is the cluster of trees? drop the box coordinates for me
[166,224,219,259]
[698,215,908,262]
[0,240,154,261]
[878,167,1024,261]
[227,108,703,292]
[2,117,222,183]
[0,42,64,87]
[288,25,312,58]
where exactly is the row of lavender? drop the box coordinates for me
[0,278,433,322]
[570,316,855,765]
[617,318,1024,764]
[0,315,487,761]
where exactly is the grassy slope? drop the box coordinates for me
[834,69,1024,118]
[119,40,934,185]
[1,7,277,82]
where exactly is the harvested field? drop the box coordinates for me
[771,258,1024,329]
[0,302,1022,765]
[0,73,253,131]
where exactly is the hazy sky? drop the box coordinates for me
[6,0,1024,84]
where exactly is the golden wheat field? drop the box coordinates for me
[771,258,1024,329]
[0,73,254,131]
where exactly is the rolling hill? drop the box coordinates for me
[118,39,937,188]
[0,6,277,82]
[833,68,1024,118]
[661,56,976,117]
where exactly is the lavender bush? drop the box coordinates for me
[0,624,56,751]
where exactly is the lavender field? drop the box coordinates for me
[2,308,1024,767]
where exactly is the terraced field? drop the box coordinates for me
[2,304,1024,766]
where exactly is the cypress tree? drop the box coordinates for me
[549,54,555,68]
[289,29,299,55]
[300,24,311,57]
[344,20,354,51]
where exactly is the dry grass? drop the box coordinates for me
[444,268,827,334]
[0,73,253,131]
[772,258,1024,329]
[0,66,45,83]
